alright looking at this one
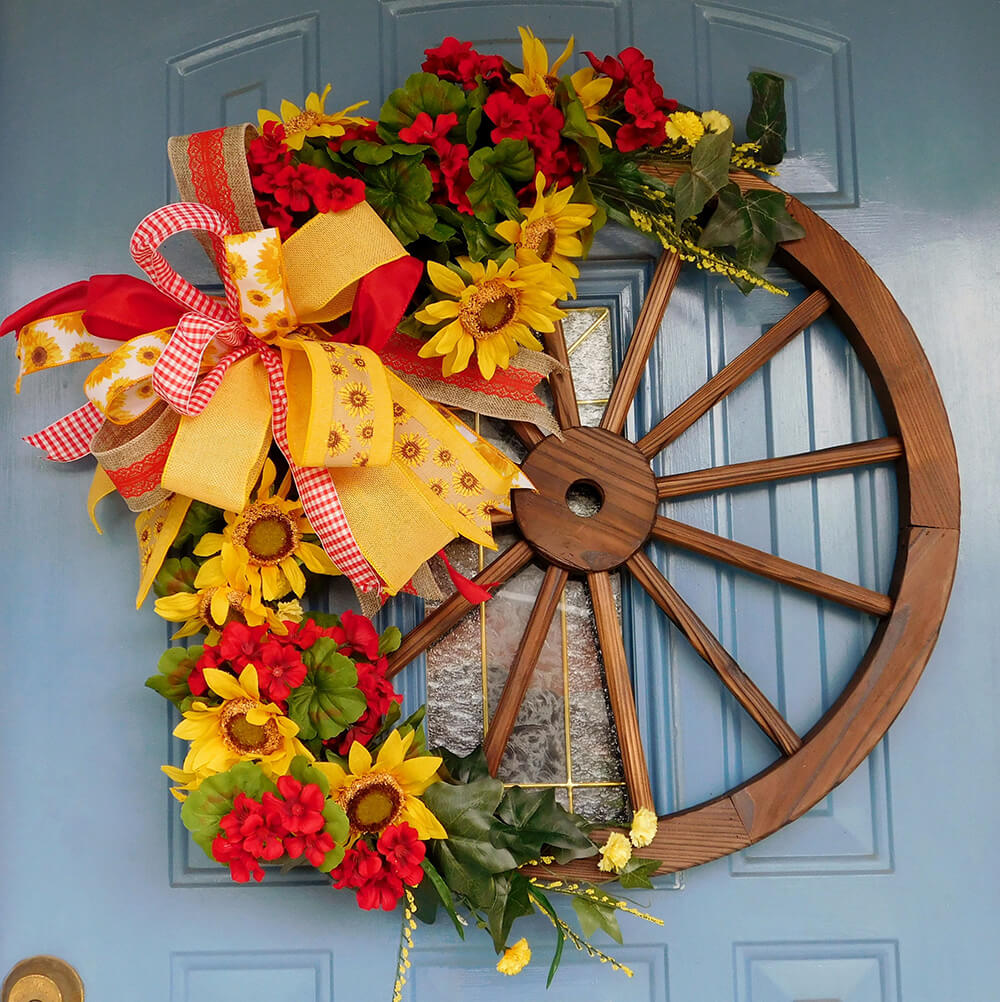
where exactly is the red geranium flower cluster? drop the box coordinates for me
[329,655,402,754]
[421,36,504,91]
[192,621,308,706]
[483,89,582,191]
[397,111,475,215]
[584,46,678,152]
[246,120,366,239]
[212,777,335,883]
[330,823,426,910]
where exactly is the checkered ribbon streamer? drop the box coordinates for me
[126,202,381,592]
[23,402,105,462]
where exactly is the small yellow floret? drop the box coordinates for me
[629,806,658,848]
[701,109,732,133]
[497,938,532,975]
[597,832,633,872]
[665,110,705,146]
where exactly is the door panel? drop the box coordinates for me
[1,2,995,1000]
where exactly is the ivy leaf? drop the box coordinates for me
[153,557,199,598]
[436,204,503,261]
[172,501,221,550]
[145,645,204,708]
[529,888,566,987]
[493,786,596,864]
[697,182,753,249]
[181,762,276,857]
[746,71,788,165]
[572,896,623,945]
[363,158,437,244]
[616,856,662,890]
[316,798,349,872]
[377,626,402,656]
[295,142,339,171]
[673,126,734,223]
[485,872,535,954]
[436,744,491,784]
[380,72,468,135]
[419,858,466,938]
[287,640,365,740]
[467,138,535,222]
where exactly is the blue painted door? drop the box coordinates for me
[1,3,996,1001]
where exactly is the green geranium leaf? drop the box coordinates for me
[342,139,395,165]
[616,855,662,890]
[528,887,565,987]
[380,72,468,135]
[302,611,341,630]
[287,643,365,740]
[364,158,437,244]
[181,762,276,857]
[419,858,466,938]
[486,872,535,954]
[172,501,221,550]
[493,785,596,864]
[296,142,339,171]
[746,71,788,165]
[436,204,503,261]
[572,895,623,945]
[316,799,349,872]
[145,645,204,708]
[673,126,734,223]
[377,626,402,655]
[556,81,603,174]
[467,138,535,222]
[289,754,330,796]
[153,556,199,599]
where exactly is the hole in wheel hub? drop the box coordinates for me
[513,426,658,572]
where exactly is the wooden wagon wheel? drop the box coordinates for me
[384,173,960,880]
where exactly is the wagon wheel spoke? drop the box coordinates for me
[490,508,517,530]
[510,420,546,450]
[651,515,892,616]
[484,564,569,775]
[601,251,681,435]
[588,569,656,811]
[626,550,801,756]
[637,289,832,458]
[655,437,904,499]
[386,540,534,678]
[544,320,581,430]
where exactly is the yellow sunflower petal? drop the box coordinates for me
[280,556,307,597]
[297,540,339,575]
[426,260,467,297]
[373,729,407,771]
[210,587,230,628]
[393,754,444,793]
[348,740,373,776]
[194,555,225,589]
[204,668,249,702]
[494,220,522,244]
[193,532,225,557]
[153,592,201,620]
[260,563,290,601]
[312,760,349,791]
[238,665,261,701]
[400,797,448,841]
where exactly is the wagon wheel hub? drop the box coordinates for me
[513,427,658,573]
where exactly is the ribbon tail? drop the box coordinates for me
[336,256,424,353]
[437,548,495,604]
[23,402,103,461]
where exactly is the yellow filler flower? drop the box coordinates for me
[169,665,312,791]
[494,172,597,297]
[629,807,658,848]
[258,84,369,151]
[314,729,447,846]
[510,26,574,99]
[415,257,565,380]
[497,938,532,976]
[597,831,633,872]
[665,110,705,146]
[194,460,340,602]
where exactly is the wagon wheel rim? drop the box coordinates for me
[385,174,960,880]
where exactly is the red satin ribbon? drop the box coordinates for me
[437,548,495,604]
[328,256,423,352]
[0,274,184,342]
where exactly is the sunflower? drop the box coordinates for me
[494,173,597,297]
[170,666,312,788]
[510,26,574,99]
[313,730,446,845]
[194,460,340,602]
[258,84,370,151]
[18,328,63,371]
[414,257,565,379]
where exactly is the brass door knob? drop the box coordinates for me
[2,957,83,1002]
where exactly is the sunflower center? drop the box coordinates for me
[341,772,405,834]
[198,588,247,630]
[283,111,321,134]
[220,698,281,756]
[234,503,300,565]
[520,217,557,262]
[461,280,519,340]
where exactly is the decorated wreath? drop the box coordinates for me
[1,27,801,995]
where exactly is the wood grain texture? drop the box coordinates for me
[588,570,656,810]
[385,540,533,678]
[637,289,831,458]
[484,565,568,774]
[655,437,904,499]
[510,420,545,450]
[651,515,893,616]
[600,251,681,435]
[626,550,802,756]
[514,426,657,572]
[542,320,581,429]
